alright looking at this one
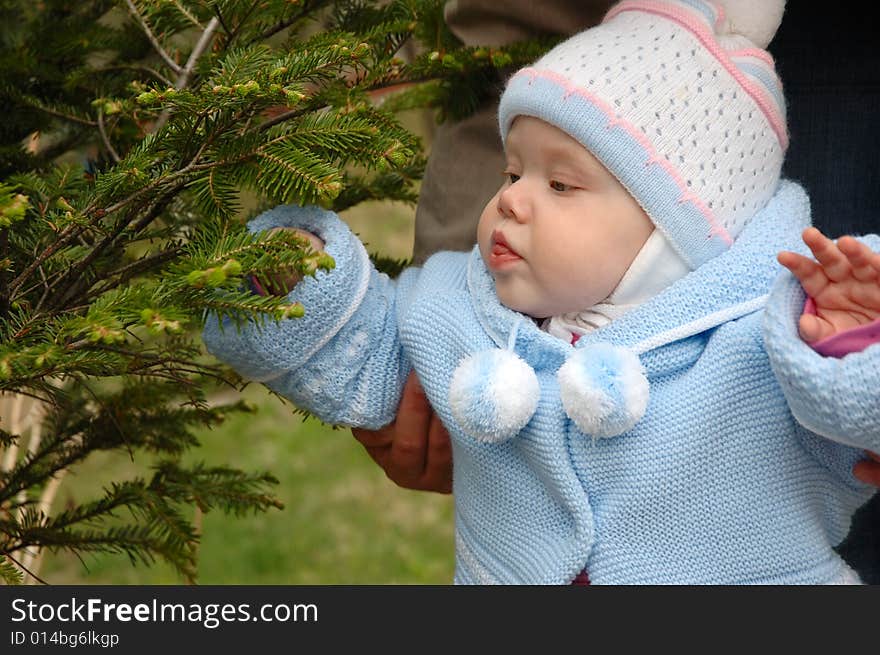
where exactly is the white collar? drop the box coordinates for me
[543,229,691,342]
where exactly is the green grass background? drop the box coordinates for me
[40,120,458,583]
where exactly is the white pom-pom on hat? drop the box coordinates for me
[557,343,649,438]
[715,0,785,49]
[449,349,540,443]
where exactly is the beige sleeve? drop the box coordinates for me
[412,1,615,262]
[444,0,614,46]
[412,103,503,264]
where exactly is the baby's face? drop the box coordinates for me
[477,116,653,318]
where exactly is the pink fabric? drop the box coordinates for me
[571,569,591,585]
[728,48,777,67]
[803,297,880,358]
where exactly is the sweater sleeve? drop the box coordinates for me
[763,234,880,453]
[201,205,419,429]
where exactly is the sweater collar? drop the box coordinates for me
[467,180,810,359]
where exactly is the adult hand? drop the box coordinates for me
[351,371,453,494]
[854,452,880,487]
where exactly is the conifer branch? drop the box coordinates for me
[3,551,47,585]
[0,554,25,584]
[9,175,206,304]
[0,228,9,318]
[7,225,91,300]
[10,92,98,127]
[19,469,67,580]
[250,0,328,45]
[169,0,204,29]
[154,17,221,132]
[220,0,257,47]
[124,0,184,75]
[86,246,184,301]
[97,109,121,164]
[95,64,175,87]
[212,5,232,39]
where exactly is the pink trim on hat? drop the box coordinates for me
[728,48,777,68]
[709,0,725,31]
[605,0,789,150]
[516,67,733,245]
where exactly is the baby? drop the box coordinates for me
[203,0,880,583]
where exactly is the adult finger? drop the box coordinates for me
[778,250,829,299]
[362,443,392,471]
[351,425,394,449]
[837,236,878,282]
[351,425,396,479]
[362,438,436,491]
[421,414,453,494]
[802,227,851,283]
[853,455,880,487]
[386,372,433,483]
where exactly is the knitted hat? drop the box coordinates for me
[497,0,788,269]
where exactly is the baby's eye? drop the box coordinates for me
[505,172,520,184]
[550,180,572,192]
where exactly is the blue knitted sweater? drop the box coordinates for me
[202,181,880,584]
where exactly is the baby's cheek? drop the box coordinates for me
[475,218,492,255]
[476,195,503,248]
[476,237,490,264]
[493,276,520,310]
[496,276,542,316]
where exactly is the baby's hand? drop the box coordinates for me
[777,227,880,343]
[252,227,325,297]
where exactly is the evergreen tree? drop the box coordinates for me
[0,0,553,584]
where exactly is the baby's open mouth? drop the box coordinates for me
[489,231,522,268]
[492,242,517,257]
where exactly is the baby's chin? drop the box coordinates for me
[496,285,601,320]
[495,287,561,320]
[491,267,595,318]
[496,291,533,317]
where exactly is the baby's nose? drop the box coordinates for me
[498,182,530,222]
